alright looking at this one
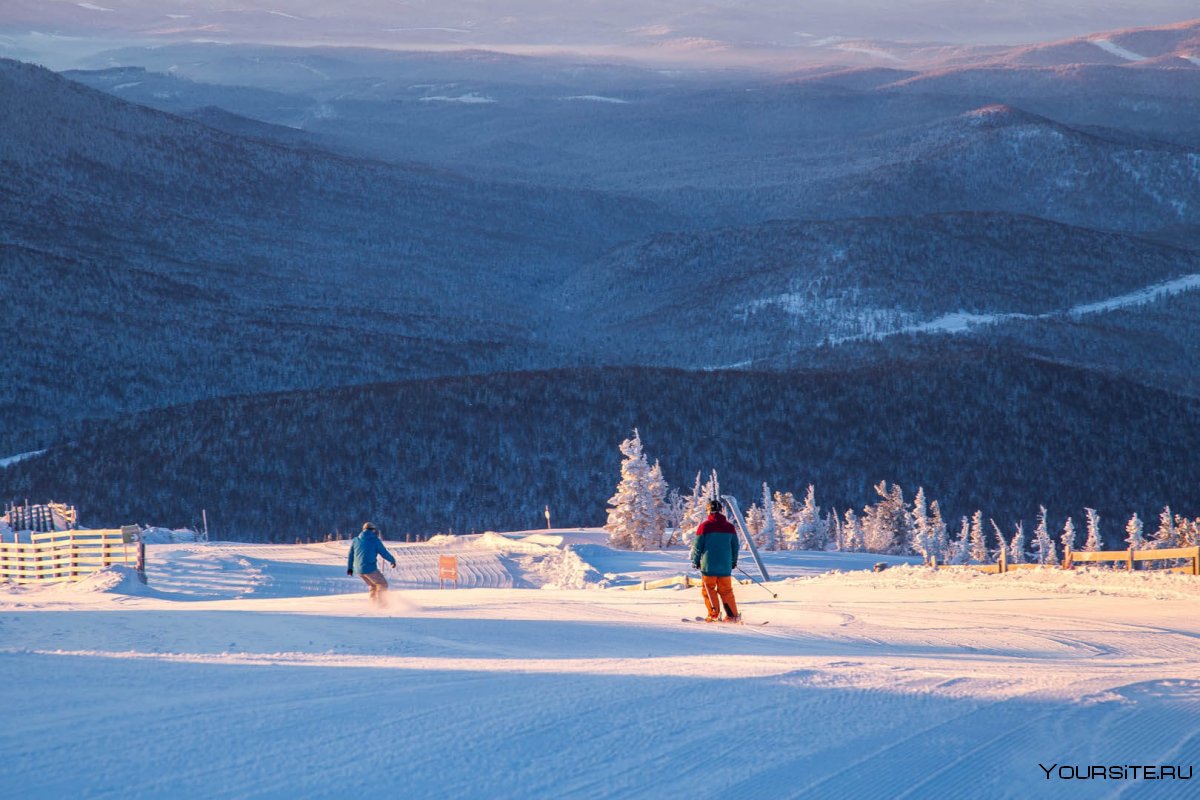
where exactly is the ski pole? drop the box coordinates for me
[737,566,778,598]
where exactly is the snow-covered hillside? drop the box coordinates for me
[4,531,1199,798]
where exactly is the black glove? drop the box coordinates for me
[346,568,353,575]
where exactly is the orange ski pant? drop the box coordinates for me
[700,575,739,619]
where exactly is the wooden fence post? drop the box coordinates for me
[999,548,1008,574]
[1127,548,1135,571]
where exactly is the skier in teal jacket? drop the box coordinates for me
[690,500,741,621]
[347,522,396,606]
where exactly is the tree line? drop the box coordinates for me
[606,429,1200,562]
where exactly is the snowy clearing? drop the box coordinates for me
[1089,39,1148,62]
[823,272,1200,345]
[418,93,495,104]
[0,449,46,468]
[562,95,631,104]
[4,531,1199,798]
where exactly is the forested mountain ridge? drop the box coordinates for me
[561,212,1200,367]
[5,354,1198,542]
[0,58,668,450]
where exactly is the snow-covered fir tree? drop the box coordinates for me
[795,485,827,550]
[968,511,987,564]
[863,481,908,554]
[676,471,712,547]
[949,517,971,565]
[744,503,765,541]
[928,500,949,565]
[1177,515,1199,547]
[1151,506,1177,549]
[1032,506,1058,565]
[910,487,932,564]
[841,508,863,553]
[1009,521,1026,564]
[645,460,671,548]
[757,483,778,551]
[989,520,1007,563]
[663,487,686,547]
[1061,517,1077,557]
[1083,508,1102,552]
[605,429,667,550]
[1125,513,1144,551]
[773,491,800,549]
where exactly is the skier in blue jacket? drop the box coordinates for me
[347,522,397,606]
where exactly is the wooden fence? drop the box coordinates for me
[934,545,1200,575]
[3,501,77,533]
[0,528,144,585]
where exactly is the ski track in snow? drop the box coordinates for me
[5,535,1200,797]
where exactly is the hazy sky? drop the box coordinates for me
[3,1,1198,68]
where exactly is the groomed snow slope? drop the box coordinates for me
[3,532,1199,799]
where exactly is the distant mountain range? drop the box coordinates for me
[0,58,665,448]
[3,19,1200,537]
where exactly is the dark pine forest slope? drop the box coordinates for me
[5,352,1199,542]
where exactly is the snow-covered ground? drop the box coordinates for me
[4,530,1199,798]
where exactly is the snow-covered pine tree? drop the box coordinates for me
[1033,506,1058,565]
[795,485,826,550]
[676,472,708,547]
[1083,508,1102,552]
[990,520,1007,563]
[605,429,665,550]
[841,508,863,552]
[950,517,971,565]
[823,508,840,552]
[1177,514,1199,547]
[645,460,671,548]
[968,511,987,564]
[758,483,778,551]
[773,491,799,550]
[1125,513,1144,551]
[862,481,908,554]
[910,487,931,564]
[701,470,720,507]
[663,487,686,547]
[1009,521,1026,564]
[929,500,949,565]
[1151,506,1176,549]
[1061,517,1077,559]
[744,503,765,541]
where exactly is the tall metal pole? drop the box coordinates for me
[720,495,771,583]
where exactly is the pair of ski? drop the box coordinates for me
[682,616,768,626]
